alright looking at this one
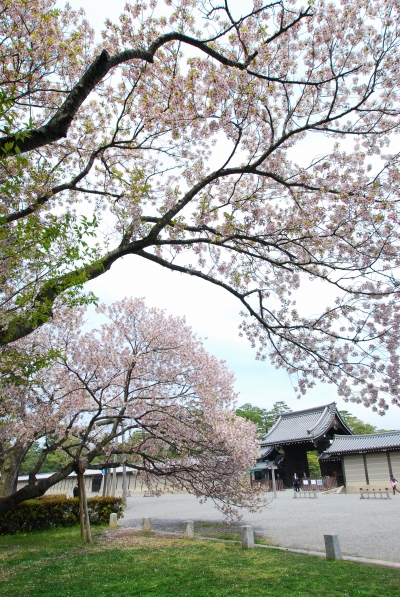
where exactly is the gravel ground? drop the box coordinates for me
[120,490,400,562]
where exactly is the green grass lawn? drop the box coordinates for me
[0,526,399,597]
[194,521,271,544]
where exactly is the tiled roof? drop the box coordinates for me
[260,445,275,460]
[249,462,269,472]
[260,402,352,446]
[319,432,400,459]
[250,457,283,472]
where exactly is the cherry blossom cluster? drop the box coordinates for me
[1,1,400,416]
[0,298,262,517]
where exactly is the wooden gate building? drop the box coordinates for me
[258,402,353,486]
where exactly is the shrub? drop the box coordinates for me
[0,496,124,534]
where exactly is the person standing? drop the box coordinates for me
[293,473,300,492]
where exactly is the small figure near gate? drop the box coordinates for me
[390,475,399,495]
[73,484,79,498]
[293,473,300,492]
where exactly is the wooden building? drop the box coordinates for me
[318,432,400,493]
[258,402,353,487]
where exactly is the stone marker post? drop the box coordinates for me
[142,517,151,532]
[324,533,342,560]
[241,525,255,549]
[271,466,277,499]
[109,513,118,528]
[183,520,194,539]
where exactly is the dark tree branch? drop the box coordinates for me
[0,12,359,158]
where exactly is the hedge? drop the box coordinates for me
[0,496,124,534]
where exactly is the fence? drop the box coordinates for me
[301,476,337,491]
[250,478,285,491]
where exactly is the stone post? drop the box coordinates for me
[142,517,151,532]
[109,513,118,528]
[324,533,342,560]
[271,466,277,498]
[183,520,194,539]
[241,525,254,549]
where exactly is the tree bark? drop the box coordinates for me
[0,460,76,514]
[0,445,29,498]
[80,473,92,544]
[0,437,116,514]
[77,471,85,541]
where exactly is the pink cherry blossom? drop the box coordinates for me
[0,299,262,518]
[1,2,400,422]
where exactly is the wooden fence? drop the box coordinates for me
[250,476,337,491]
[250,479,285,491]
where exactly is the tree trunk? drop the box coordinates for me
[80,472,92,544]
[0,445,29,498]
[0,461,76,515]
[77,471,85,541]
[0,439,114,515]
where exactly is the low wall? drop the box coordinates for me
[16,473,188,497]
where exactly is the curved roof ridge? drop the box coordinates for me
[307,405,339,441]
[278,402,336,418]
[306,405,329,435]
[259,402,352,446]
[333,409,354,435]
[334,430,400,439]
[260,415,282,446]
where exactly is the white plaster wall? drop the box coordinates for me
[390,452,400,477]
[343,454,366,486]
[366,453,390,487]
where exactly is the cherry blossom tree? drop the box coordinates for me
[1,0,400,414]
[0,298,261,517]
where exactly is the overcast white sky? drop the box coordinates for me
[57,0,400,429]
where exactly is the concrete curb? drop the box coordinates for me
[129,528,400,570]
